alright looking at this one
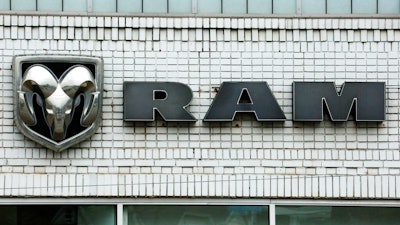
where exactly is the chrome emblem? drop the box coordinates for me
[14,56,103,151]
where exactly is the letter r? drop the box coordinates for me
[124,82,196,121]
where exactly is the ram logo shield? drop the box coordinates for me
[14,56,103,152]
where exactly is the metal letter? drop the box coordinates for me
[124,82,196,121]
[203,82,286,121]
[293,82,385,121]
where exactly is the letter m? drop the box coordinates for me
[293,82,385,122]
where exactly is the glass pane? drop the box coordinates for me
[302,0,326,14]
[0,206,17,224]
[118,0,142,12]
[248,0,272,14]
[353,0,377,13]
[93,0,116,12]
[198,0,222,13]
[169,0,192,13]
[276,206,400,225]
[223,0,247,13]
[0,205,116,225]
[378,0,400,13]
[64,0,87,12]
[143,0,167,13]
[273,0,296,14]
[0,0,10,10]
[125,205,269,225]
[78,206,116,225]
[38,0,62,11]
[327,0,351,14]
[11,0,36,11]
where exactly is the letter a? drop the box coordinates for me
[203,82,286,121]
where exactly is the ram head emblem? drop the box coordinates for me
[14,56,103,151]
[19,64,99,140]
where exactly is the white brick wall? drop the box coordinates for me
[0,15,400,199]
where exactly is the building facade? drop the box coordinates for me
[1,0,400,224]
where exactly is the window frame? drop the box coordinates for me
[1,0,400,15]
[1,198,400,225]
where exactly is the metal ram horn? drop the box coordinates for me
[19,64,98,141]
[60,66,99,127]
[19,65,58,126]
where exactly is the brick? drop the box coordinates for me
[0,17,398,200]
